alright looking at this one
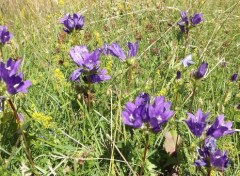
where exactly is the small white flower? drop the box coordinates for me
[181,54,194,67]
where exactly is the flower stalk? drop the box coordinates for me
[127,66,133,92]
[207,168,212,176]
[8,99,35,170]
[0,44,3,59]
[189,80,197,113]
[140,126,150,176]
[87,82,92,112]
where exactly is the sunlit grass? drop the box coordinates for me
[0,0,239,175]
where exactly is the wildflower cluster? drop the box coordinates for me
[185,109,235,172]
[195,137,230,171]
[122,93,174,132]
[0,25,13,44]
[31,112,53,128]
[60,13,85,34]
[69,45,111,84]
[185,109,235,138]
[0,7,237,175]
[177,11,203,33]
[0,58,32,95]
[106,41,138,65]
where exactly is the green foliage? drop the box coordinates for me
[0,0,239,175]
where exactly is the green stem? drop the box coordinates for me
[87,82,92,112]
[183,28,189,57]
[173,91,179,120]
[207,167,212,176]
[0,44,3,60]
[140,127,149,176]
[8,99,36,172]
[127,66,132,92]
[189,81,197,113]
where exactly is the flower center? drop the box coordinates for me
[129,114,134,121]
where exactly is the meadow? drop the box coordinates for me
[0,0,240,175]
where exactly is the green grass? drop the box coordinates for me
[0,0,240,175]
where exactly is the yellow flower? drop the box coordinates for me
[53,68,70,91]
[59,0,65,6]
[156,69,160,77]
[54,68,65,84]
[157,88,167,96]
[32,112,53,128]
[93,31,103,47]
[106,57,113,73]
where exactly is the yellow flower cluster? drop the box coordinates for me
[93,31,103,47]
[54,68,65,83]
[157,88,167,96]
[59,0,65,6]
[106,57,113,73]
[32,112,53,128]
[53,68,70,91]
[28,104,53,128]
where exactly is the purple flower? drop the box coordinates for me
[0,58,32,95]
[86,69,111,83]
[181,54,194,67]
[237,104,240,110]
[195,137,217,167]
[122,102,143,128]
[195,137,230,171]
[195,61,208,79]
[0,26,13,44]
[60,13,85,34]
[185,109,209,137]
[18,113,24,122]
[180,11,188,24]
[108,41,139,61]
[122,94,173,132]
[190,13,203,26]
[69,45,110,83]
[122,93,150,128]
[176,71,181,79]
[134,93,150,122]
[177,11,189,33]
[127,41,138,57]
[148,96,174,132]
[230,73,238,82]
[108,43,126,61]
[207,115,235,139]
[177,11,203,33]
[100,44,110,55]
[211,150,230,171]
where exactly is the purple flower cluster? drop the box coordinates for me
[195,137,230,171]
[195,61,208,79]
[0,26,13,44]
[185,109,235,139]
[230,73,238,82]
[178,11,203,33]
[60,13,85,34]
[185,109,209,137]
[101,41,138,62]
[0,58,32,95]
[122,93,174,132]
[186,109,235,172]
[69,45,110,84]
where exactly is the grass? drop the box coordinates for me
[0,0,240,175]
